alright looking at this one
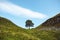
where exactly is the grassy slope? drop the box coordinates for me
[0,17,40,40]
[0,17,60,40]
[30,28,60,40]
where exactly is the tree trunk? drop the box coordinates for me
[29,26,30,29]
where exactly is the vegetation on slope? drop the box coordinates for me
[0,17,40,40]
[0,13,60,40]
[36,13,60,30]
[41,13,60,27]
[33,13,60,40]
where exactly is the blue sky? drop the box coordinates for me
[0,0,60,28]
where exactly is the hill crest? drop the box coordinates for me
[36,13,60,30]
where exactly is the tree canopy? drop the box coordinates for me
[25,20,34,29]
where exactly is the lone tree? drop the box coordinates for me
[25,20,34,29]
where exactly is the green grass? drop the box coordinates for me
[0,17,60,40]
[0,17,40,40]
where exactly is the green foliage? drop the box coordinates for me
[25,20,34,29]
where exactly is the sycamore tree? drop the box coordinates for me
[25,20,34,29]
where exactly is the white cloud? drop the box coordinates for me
[0,2,47,19]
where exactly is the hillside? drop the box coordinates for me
[32,13,60,40]
[36,13,60,30]
[0,13,60,40]
[42,13,60,27]
[0,17,39,40]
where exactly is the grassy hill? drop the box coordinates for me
[33,13,60,40]
[0,17,39,40]
[0,13,60,40]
